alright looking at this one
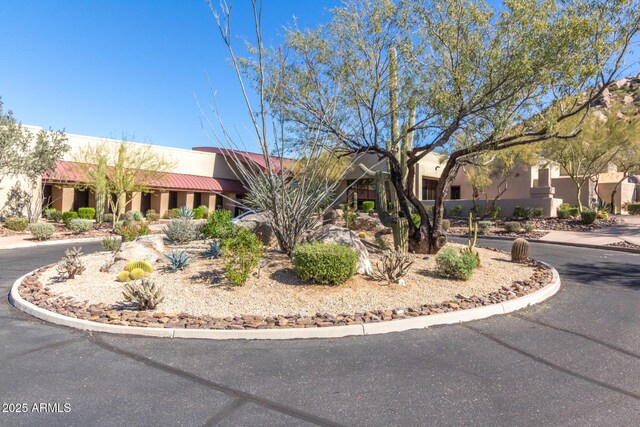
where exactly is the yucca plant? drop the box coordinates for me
[203,240,222,259]
[164,250,190,271]
[122,279,164,310]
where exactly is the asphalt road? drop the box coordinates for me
[1,239,639,426]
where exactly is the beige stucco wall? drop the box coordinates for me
[451,164,538,201]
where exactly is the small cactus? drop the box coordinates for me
[124,260,154,273]
[392,217,409,253]
[129,267,148,280]
[511,238,530,263]
[122,279,164,310]
[57,247,85,279]
[117,271,132,282]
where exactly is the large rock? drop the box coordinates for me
[135,234,165,253]
[322,209,339,225]
[352,215,386,233]
[235,213,274,246]
[114,242,161,264]
[303,224,372,274]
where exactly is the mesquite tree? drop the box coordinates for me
[260,0,639,253]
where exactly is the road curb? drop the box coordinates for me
[9,262,560,340]
[451,234,640,254]
[0,237,104,251]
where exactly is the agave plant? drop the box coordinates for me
[177,206,194,220]
[203,240,222,259]
[164,250,190,272]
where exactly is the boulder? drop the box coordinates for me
[114,242,161,264]
[303,224,372,274]
[235,213,274,246]
[135,234,165,253]
[322,209,339,225]
[352,215,386,233]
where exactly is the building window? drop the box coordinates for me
[450,186,461,200]
[422,178,438,200]
[346,178,376,208]
[168,191,178,209]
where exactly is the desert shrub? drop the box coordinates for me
[293,242,356,285]
[29,223,55,240]
[597,210,609,219]
[201,209,236,239]
[118,222,150,242]
[57,247,85,279]
[145,209,159,222]
[374,236,389,249]
[450,205,462,216]
[103,213,114,223]
[164,219,197,244]
[523,223,535,233]
[503,221,522,233]
[193,206,207,219]
[221,228,263,286]
[170,208,180,219]
[488,205,501,219]
[4,217,29,231]
[122,279,164,310]
[533,207,545,218]
[203,240,222,259]
[369,249,414,285]
[67,219,93,233]
[557,209,571,219]
[580,210,597,224]
[343,208,358,229]
[435,247,478,281]
[164,250,190,271]
[100,236,122,252]
[442,219,450,231]
[626,203,640,215]
[61,211,78,225]
[568,207,580,218]
[117,271,132,282]
[362,201,375,213]
[477,221,492,234]
[558,202,571,211]
[77,207,96,219]
[43,208,60,221]
[124,260,154,273]
[130,210,144,221]
[513,206,534,219]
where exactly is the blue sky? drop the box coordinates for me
[0,0,340,151]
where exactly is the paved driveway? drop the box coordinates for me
[1,239,639,426]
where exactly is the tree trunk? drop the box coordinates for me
[610,174,628,214]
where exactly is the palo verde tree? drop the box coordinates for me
[0,98,69,221]
[73,140,174,226]
[260,0,640,253]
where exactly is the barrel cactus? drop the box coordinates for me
[129,267,148,280]
[124,260,153,273]
[511,238,530,263]
[117,271,132,282]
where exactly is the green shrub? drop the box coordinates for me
[77,207,96,219]
[170,208,180,219]
[435,247,478,281]
[523,223,535,233]
[103,213,114,223]
[145,209,159,222]
[201,209,236,239]
[67,218,93,233]
[362,201,375,213]
[122,211,143,222]
[568,207,580,218]
[100,236,122,252]
[43,208,60,222]
[557,209,571,219]
[29,223,55,240]
[4,217,29,231]
[293,242,357,285]
[411,213,421,228]
[62,211,78,225]
[442,219,450,231]
[558,202,571,211]
[533,207,545,218]
[164,219,197,244]
[503,221,522,233]
[580,210,597,224]
[626,203,640,215]
[192,207,207,219]
[477,221,492,234]
[222,228,263,286]
[118,222,150,242]
[488,205,501,219]
[450,205,462,216]
[513,206,533,219]
[343,208,358,229]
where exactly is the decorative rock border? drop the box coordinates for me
[9,259,560,340]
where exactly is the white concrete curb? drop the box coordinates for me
[9,262,560,340]
[0,237,104,251]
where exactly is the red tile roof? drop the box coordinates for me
[43,160,246,193]
[192,146,292,173]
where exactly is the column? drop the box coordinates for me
[151,191,170,218]
[129,192,142,212]
[176,191,194,209]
